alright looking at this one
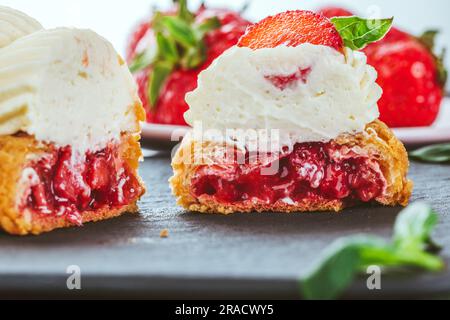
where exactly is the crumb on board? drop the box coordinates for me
[160,229,169,238]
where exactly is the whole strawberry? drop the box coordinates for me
[320,6,447,127]
[127,0,250,125]
[365,32,447,127]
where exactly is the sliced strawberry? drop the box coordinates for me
[238,10,344,51]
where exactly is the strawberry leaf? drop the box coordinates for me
[417,30,448,87]
[156,33,179,63]
[437,48,448,87]
[196,17,222,38]
[148,61,174,107]
[331,16,393,50]
[181,44,206,69]
[160,16,198,48]
[129,49,156,73]
[418,30,439,51]
[131,2,221,108]
[176,0,194,24]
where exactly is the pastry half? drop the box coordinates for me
[0,7,146,235]
[171,10,413,214]
[171,120,412,214]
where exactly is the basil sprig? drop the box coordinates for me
[301,202,444,300]
[331,16,393,50]
[129,0,221,108]
[410,143,450,163]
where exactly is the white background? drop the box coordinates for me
[2,0,449,57]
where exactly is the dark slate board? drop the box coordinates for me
[0,154,449,299]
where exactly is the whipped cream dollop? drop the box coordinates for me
[185,44,382,144]
[0,6,42,48]
[0,7,142,153]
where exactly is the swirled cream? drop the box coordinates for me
[0,7,141,153]
[185,44,382,145]
[0,6,42,48]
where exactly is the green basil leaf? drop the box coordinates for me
[156,33,179,63]
[393,202,439,250]
[160,16,198,48]
[410,143,450,163]
[148,61,173,108]
[128,49,156,74]
[362,243,443,271]
[390,249,444,271]
[331,16,394,50]
[195,17,222,38]
[301,202,444,300]
[301,236,386,300]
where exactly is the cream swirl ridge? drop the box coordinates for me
[0,6,42,48]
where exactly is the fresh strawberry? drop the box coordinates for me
[127,0,250,125]
[379,27,411,43]
[238,10,344,51]
[364,32,447,127]
[319,6,446,127]
[318,6,353,18]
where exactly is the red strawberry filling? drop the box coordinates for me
[265,67,312,90]
[191,142,386,206]
[22,144,143,225]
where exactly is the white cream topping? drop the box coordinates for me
[0,6,42,48]
[0,7,141,153]
[185,44,382,146]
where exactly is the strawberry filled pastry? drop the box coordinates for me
[171,10,413,214]
[0,7,146,235]
[127,0,250,125]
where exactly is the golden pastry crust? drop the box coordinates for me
[170,120,413,214]
[0,133,145,236]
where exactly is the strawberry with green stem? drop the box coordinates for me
[127,0,250,125]
[365,30,447,127]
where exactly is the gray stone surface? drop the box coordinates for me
[0,154,449,299]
